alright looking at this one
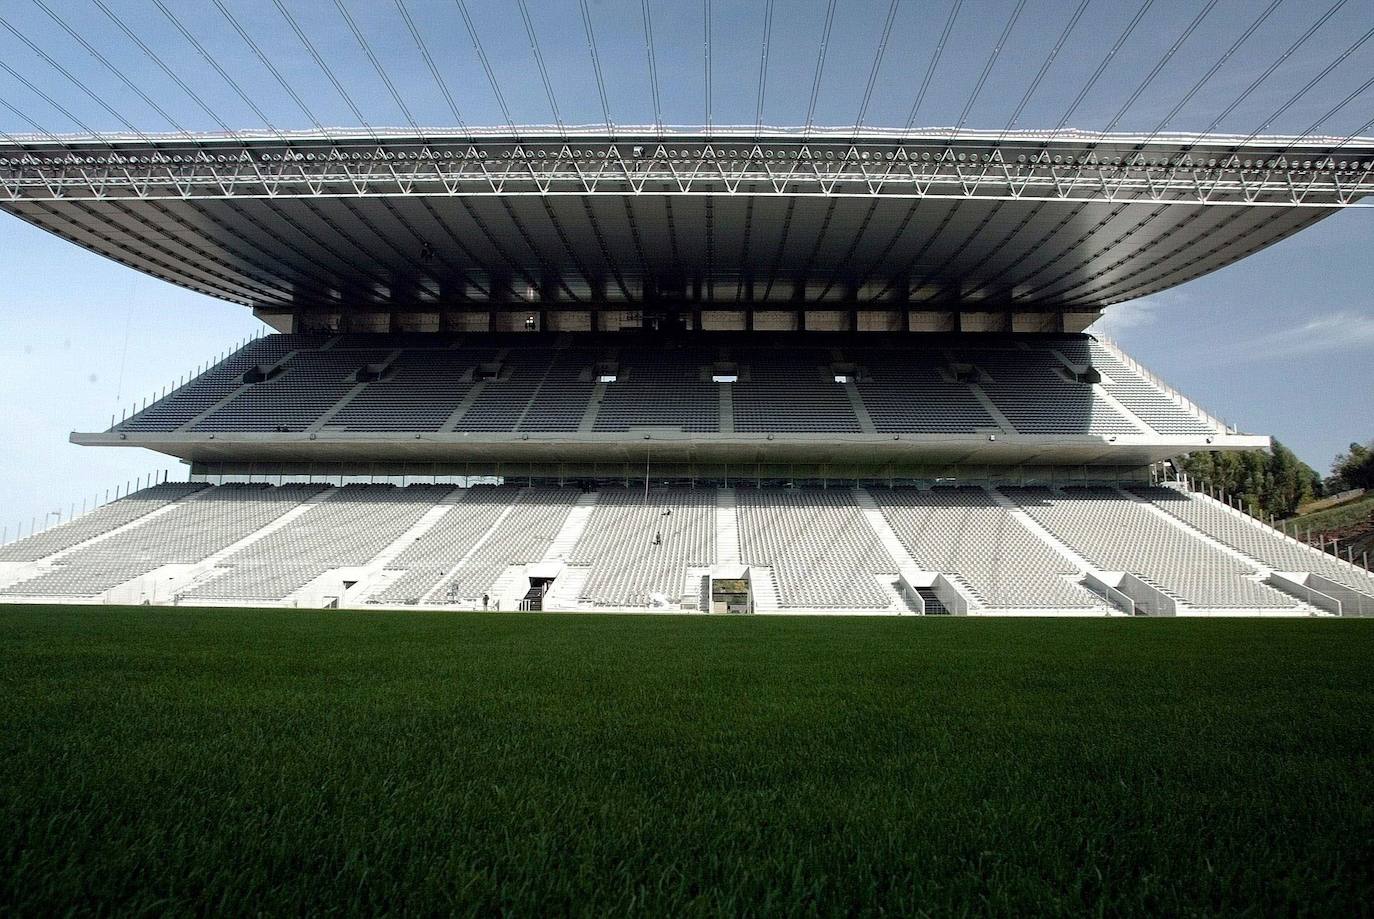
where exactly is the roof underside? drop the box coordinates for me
[2,131,1370,314]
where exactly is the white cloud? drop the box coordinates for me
[1209,307,1374,365]
[1219,310,1374,364]
[1088,293,1175,341]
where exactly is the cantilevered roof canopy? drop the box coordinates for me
[2,129,1370,316]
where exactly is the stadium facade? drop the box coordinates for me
[1,130,1372,615]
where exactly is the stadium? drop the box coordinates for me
[0,127,1371,615]
[3,2,1374,914]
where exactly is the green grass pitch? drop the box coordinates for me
[2,606,1371,915]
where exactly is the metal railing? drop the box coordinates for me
[1095,336,1236,434]
[1,469,178,547]
[109,328,267,431]
[1170,475,1373,574]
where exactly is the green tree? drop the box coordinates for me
[1177,438,1318,518]
[1331,441,1374,491]
[1264,441,1321,516]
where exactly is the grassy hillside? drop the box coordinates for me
[1286,493,1374,534]
[2,607,1371,915]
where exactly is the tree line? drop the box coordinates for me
[1176,438,1373,520]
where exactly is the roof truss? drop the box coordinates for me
[2,134,1371,206]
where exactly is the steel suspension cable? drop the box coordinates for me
[7,0,481,309]
[0,55,99,137]
[1192,0,1350,139]
[1242,21,1374,145]
[873,0,1260,305]
[27,0,363,301]
[1312,90,1374,147]
[0,14,143,137]
[28,0,186,137]
[1134,0,1281,146]
[858,0,964,302]
[271,0,378,140]
[277,0,518,296]
[1323,114,1374,197]
[197,0,482,296]
[1269,40,1374,169]
[333,0,424,138]
[1049,0,1154,136]
[578,0,613,137]
[900,0,1087,242]
[861,0,1023,304]
[641,0,663,137]
[0,93,46,141]
[946,0,1093,286]
[754,0,773,134]
[1001,0,1091,137]
[394,0,472,141]
[1016,16,1374,307]
[208,0,331,139]
[90,0,238,137]
[0,80,288,303]
[1099,0,1218,135]
[516,0,565,139]
[1054,0,1215,171]
[0,6,239,270]
[803,0,838,136]
[455,0,517,138]
[956,0,1090,177]
[946,0,1223,304]
[902,0,962,133]
[951,0,1215,306]
[704,0,712,136]
[852,0,900,137]
[949,0,1026,142]
[152,0,288,139]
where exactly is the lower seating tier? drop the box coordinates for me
[4,482,1368,614]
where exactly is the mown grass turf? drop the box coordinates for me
[1,606,1371,916]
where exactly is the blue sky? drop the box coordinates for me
[1,0,1372,529]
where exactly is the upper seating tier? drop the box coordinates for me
[107,333,1226,442]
